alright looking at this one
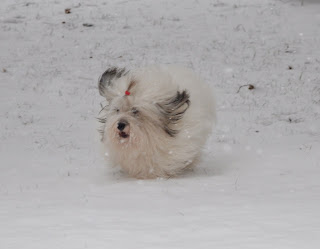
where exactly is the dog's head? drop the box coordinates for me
[98,67,190,150]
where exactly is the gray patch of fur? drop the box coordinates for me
[157,90,190,137]
[98,67,127,97]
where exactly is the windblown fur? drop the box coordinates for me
[98,65,216,179]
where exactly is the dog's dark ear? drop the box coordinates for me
[157,90,190,137]
[98,67,127,98]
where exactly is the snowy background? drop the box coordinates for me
[1,0,320,248]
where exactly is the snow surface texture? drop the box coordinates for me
[1,0,320,248]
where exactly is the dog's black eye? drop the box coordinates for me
[115,108,120,113]
[131,108,139,115]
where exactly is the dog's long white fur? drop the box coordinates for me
[99,65,216,179]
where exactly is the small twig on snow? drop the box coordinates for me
[237,84,255,93]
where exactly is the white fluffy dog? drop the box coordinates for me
[98,65,216,179]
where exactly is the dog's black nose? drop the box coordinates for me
[117,122,126,131]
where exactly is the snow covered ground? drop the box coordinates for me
[1,0,320,248]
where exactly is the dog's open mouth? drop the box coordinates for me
[119,131,129,138]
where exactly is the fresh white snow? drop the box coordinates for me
[1,0,320,248]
